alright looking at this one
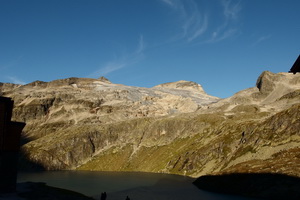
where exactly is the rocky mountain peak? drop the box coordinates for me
[207,71,300,114]
[154,80,206,94]
[255,71,300,96]
[98,76,111,83]
[256,71,280,94]
[25,80,47,88]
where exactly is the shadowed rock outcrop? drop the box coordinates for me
[289,55,300,74]
[193,173,300,200]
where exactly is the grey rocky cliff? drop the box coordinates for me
[203,71,300,114]
[2,76,219,144]
[154,80,206,93]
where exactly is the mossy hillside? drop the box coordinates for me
[77,117,260,176]
[78,136,201,174]
[219,103,300,175]
[21,112,228,171]
[220,147,300,177]
[20,97,300,177]
[78,144,134,171]
[77,103,300,177]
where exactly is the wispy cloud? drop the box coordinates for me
[161,0,208,43]
[205,0,241,43]
[7,76,26,85]
[161,0,175,7]
[222,0,241,21]
[0,55,24,70]
[136,35,145,54]
[206,28,238,43]
[187,13,208,42]
[161,0,241,44]
[252,35,271,46]
[90,35,145,77]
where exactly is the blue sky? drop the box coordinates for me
[0,0,299,98]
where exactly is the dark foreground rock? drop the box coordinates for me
[193,173,300,200]
[0,182,94,200]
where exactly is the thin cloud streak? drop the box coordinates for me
[93,62,126,76]
[7,76,26,85]
[136,35,145,54]
[206,29,238,43]
[0,55,24,70]
[205,0,241,43]
[187,14,208,42]
[222,0,241,21]
[161,0,241,44]
[161,0,208,43]
[161,0,175,7]
[90,35,145,77]
[252,35,271,46]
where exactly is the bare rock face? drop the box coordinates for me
[1,72,300,180]
[206,71,300,114]
[1,77,219,139]
[0,82,22,94]
[154,80,205,93]
[256,71,278,94]
[98,76,111,83]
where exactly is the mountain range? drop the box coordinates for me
[0,71,299,179]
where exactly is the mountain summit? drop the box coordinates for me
[0,77,219,126]
[98,76,111,83]
[154,80,206,93]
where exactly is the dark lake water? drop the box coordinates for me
[17,171,258,200]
